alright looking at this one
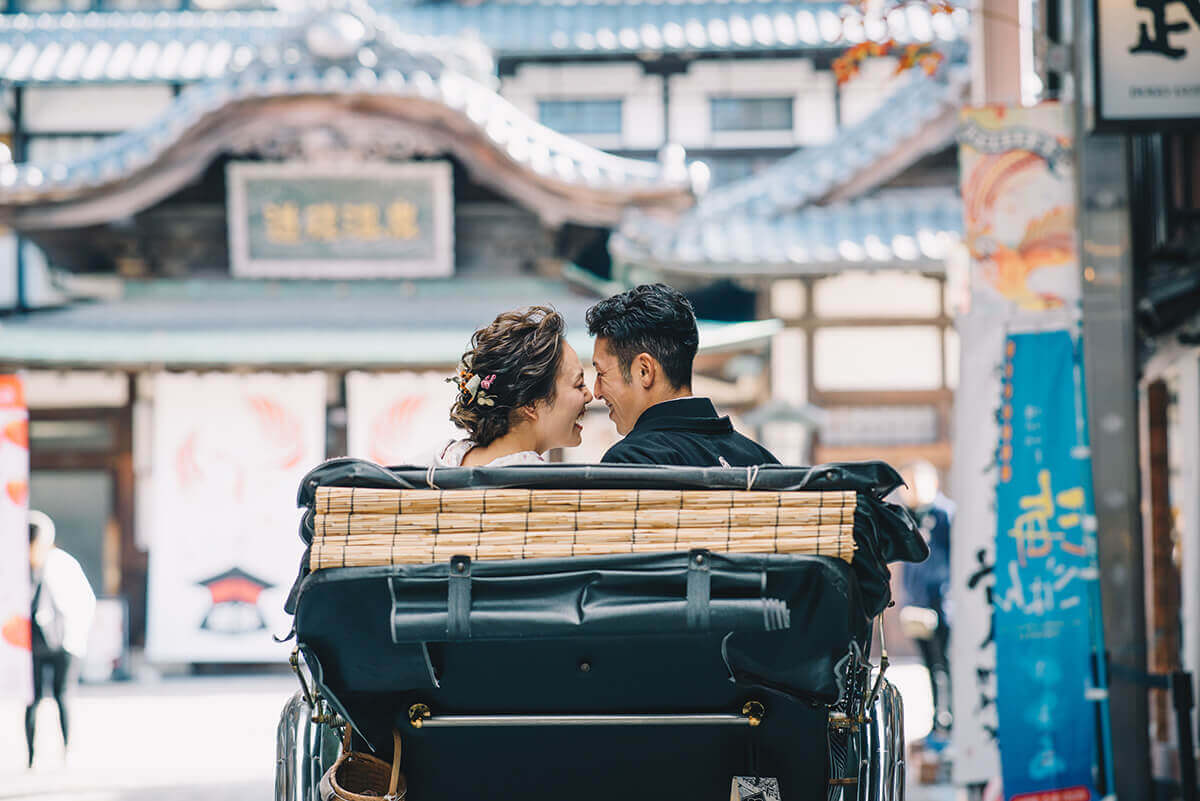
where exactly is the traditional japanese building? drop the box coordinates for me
[0,4,783,660]
[0,0,968,661]
[612,47,968,469]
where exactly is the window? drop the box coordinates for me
[820,405,941,446]
[710,97,794,132]
[703,153,786,187]
[12,0,92,10]
[29,419,115,453]
[26,136,110,165]
[813,272,942,318]
[537,100,623,136]
[813,326,943,391]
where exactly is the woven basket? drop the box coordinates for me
[320,727,407,801]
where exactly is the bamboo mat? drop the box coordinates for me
[314,487,856,515]
[309,486,857,569]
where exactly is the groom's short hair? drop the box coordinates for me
[586,283,698,389]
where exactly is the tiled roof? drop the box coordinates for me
[685,46,968,222]
[388,0,966,57]
[0,7,695,211]
[0,1,968,84]
[0,277,779,367]
[0,5,494,84]
[611,186,962,274]
[611,48,966,274]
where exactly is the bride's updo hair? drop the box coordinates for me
[450,306,566,447]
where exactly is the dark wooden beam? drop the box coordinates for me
[1143,379,1182,745]
[115,376,144,647]
[12,87,25,311]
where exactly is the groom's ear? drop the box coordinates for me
[634,353,656,389]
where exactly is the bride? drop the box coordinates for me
[436,306,594,467]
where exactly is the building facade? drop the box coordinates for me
[0,0,967,658]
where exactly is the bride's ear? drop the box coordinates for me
[518,403,539,424]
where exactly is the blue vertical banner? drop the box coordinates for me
[994,330,1102,801]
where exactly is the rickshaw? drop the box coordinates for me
[276,458,926,801]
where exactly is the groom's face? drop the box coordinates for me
[592,337,640,436]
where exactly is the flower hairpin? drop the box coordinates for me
[448,358,499,407]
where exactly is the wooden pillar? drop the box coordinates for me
[117,374,146,647]
[1143,380,1182,749]
[11,87,27,312]
[973,0,1024,105]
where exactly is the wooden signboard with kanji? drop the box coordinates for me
[226,161,454,278]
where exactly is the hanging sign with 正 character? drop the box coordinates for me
[1095,0,1200,125]
[227,161,454,279]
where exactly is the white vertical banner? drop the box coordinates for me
[948,313,1003,783]
[0,375,32,702]
[953,101,1082,785]
[346,372,460,466]
[145,372,325,663]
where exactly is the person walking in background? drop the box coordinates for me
[26,510,95,768]
[897,461,955,744]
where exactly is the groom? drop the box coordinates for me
[586,283,779,466]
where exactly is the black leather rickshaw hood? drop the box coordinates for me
[288,460,926,727]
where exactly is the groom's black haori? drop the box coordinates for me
[599,396,779,466]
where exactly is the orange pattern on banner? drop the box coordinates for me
[174,395,305,496]
[248,396,305,470]
[0,375,24,409]
[3,420,28,450]
[1010,787,1090,801]
[963,151,1076,310]
[205,577,267,605]
[982,209,1074,309]
[1,615,31,651]
[959,106,1077,311]
[5,480,27,506]
[369,396,427,466]
[176,431,202,490]
[963,151,1044,224]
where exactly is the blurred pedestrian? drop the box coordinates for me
[897,461,955,743]
[25,509,95,768]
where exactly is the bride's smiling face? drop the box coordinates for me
[532,341,593,452]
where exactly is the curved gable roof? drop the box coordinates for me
[612,47,968,274]
[0,8,697,230]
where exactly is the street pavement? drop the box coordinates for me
[887,662,960,801]
[1,662,959,800]
[1,673,291,801]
